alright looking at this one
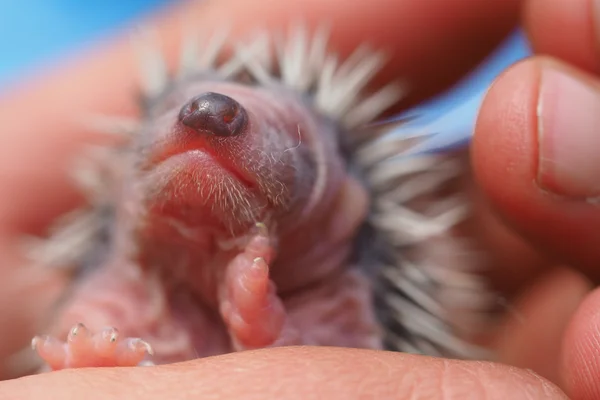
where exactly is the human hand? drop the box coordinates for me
[1,0,593,398]
[473,0,600,398]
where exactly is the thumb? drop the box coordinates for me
[473,57,600,279]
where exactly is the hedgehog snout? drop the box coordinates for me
[178,92,248,137]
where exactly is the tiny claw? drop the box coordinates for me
[252,257,269,274]
[100,327,119,343]
[68,323,89,341]
[131,339,154,356]
[31,336,43,350]
[254,222,269,237]
[31,334,68,370]
[31,334,61,351]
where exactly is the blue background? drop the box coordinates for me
[0,0,173,88]
[0,0,532,149]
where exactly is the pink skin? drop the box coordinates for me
[32,79,379,370]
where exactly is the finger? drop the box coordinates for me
[0,242,69,379]
[0,0,520,236]
[0,346,567,400]
[525,0,600,75]
[561,287,600,400]
[491,267,590,386]
[467,174,549,295]
[472,57,600,280]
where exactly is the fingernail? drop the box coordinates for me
[537,67,600,199]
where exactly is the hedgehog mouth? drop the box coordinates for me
[151,145,257,190]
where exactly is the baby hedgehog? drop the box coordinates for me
[23,22,493,371]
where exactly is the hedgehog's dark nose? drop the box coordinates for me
[178,92,248,137]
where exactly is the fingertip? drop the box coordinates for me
[472,58,541,236]
[0,347,567,400]
[492,267,590,384]
[561,288,600,400]
[525,0,600,74]
[473,57,600,278]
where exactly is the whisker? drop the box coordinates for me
[282,125,303,154]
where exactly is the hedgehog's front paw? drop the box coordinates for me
[219,228,300,350]
[31,323,153,370]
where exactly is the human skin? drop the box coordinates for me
[0,0,599,398]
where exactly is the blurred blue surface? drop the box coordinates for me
[0,0,175,88]
[386,29,532,153]
[0,1,532,150]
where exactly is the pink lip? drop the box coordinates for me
[149,142,257,190]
